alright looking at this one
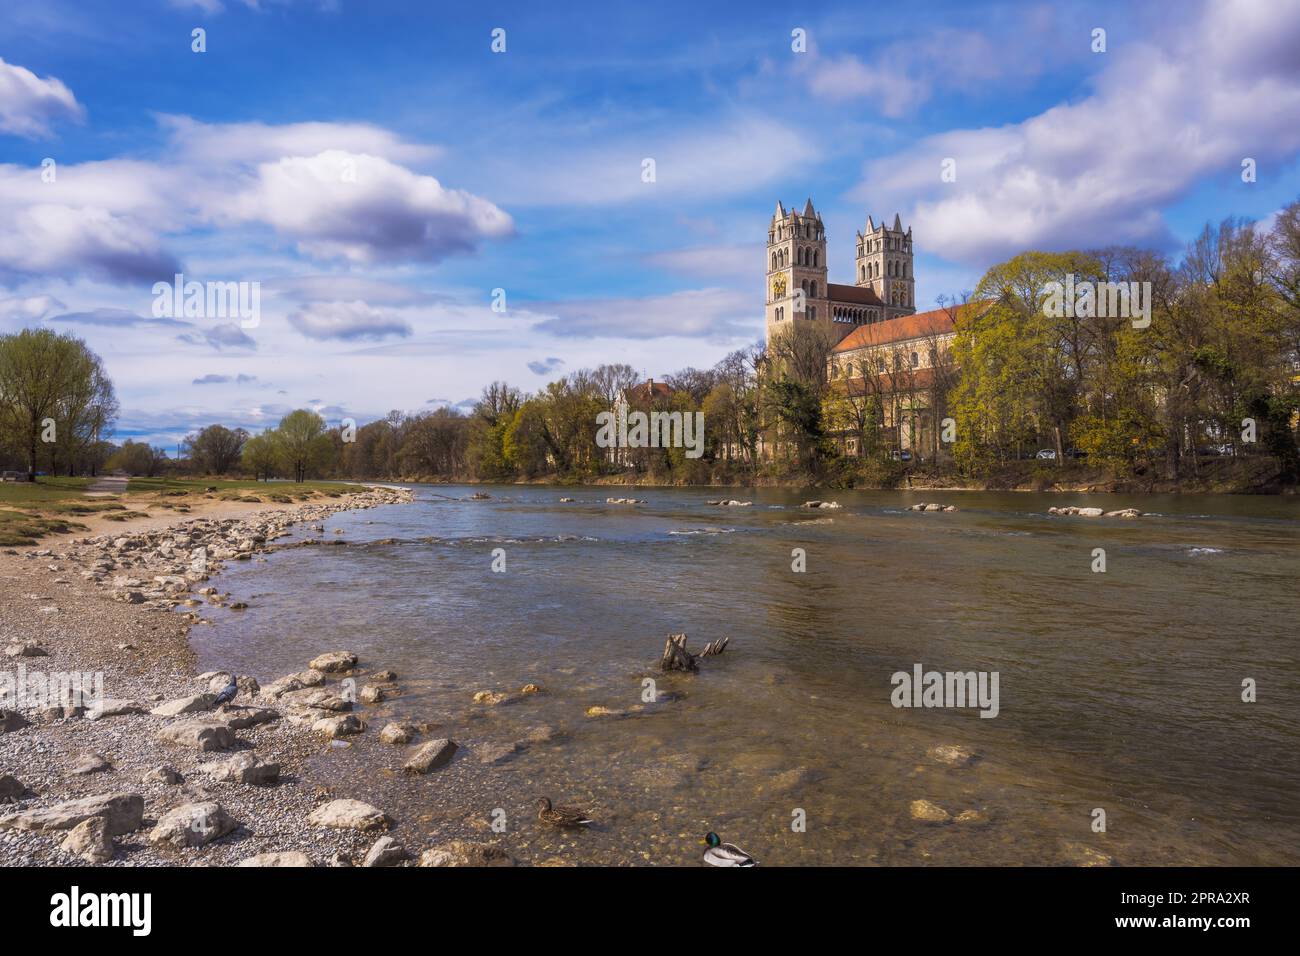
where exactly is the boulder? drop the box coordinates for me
[156,719,236,752]
[359,685,386,704]
[1077,507,1105,517]
[199,753,280,786]
[307,799,389,831]
[362,836,409,868]
[237,851,313,867]
[149,801,237,848]
[218,706,279,730]
[84,699,145,721]
[61,816,115,864]
[404,739,458,774]
[418,841,514,867]
[308,651,357,673]
[0,792,144,835]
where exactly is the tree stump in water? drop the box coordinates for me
[660,633,730,673]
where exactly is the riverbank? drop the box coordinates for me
[0,484,505,867]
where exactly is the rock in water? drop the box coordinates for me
[308,650,358,673]
[909,799,952,824]
[418,841,514,867]
[379,722,416,745]
[307,799,390,831]
[199,753,280,786]
[61,817,115,863]
[404,739,458,774]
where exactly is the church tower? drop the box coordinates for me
[765,198,830,346]
[855,213,916,320]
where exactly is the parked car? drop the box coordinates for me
[1036,449,1057,460]
[0,471,23,482]
[889,450,913,462]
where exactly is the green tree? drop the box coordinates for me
[241,431,280,481]
[273,410,334,482]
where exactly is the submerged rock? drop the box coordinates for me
[404,739,458,774]
[308,650,358,673]
[418,841,514,867]
[909,799,952,824]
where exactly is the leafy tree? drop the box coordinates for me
[273,410,334,482]
[187,424,249,475]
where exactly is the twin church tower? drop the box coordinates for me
[764,198,915,347]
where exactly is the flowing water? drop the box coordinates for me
[190,485,1300,865]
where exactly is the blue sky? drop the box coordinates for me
[1,0,1298,447]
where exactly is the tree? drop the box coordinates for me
[241,432,280,481]
[106,440,169,477]
[187,424,249,475]
[0,329,117,481]
[273,410,334,482]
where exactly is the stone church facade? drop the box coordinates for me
[764,198,917,348]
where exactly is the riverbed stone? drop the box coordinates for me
[418,840,514,867]
[61,816,115,863]
[199,753,280,786]
[404,738,458,774]
[379,722,416,745]
[156,718,236,752]
[307,799,389,831]
[928,744,978,767]
[308,650,357,673]
[909,799,952,824]
[0,792,144,835]
[362,836,409,867]
[150,801,237,848]
[313,714,364,739]
[151,693,217,717]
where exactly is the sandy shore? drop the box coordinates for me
[0,484,501,868]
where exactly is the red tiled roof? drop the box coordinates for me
[826,283,883,306]
[831,303,980,353]
[624,380,674,402]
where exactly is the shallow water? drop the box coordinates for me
[191,485,1300,865]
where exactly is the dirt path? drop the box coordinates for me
[84,476,129,497]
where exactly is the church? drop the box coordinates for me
[764,198,964,459]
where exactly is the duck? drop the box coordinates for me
[535,797,593,828]
[702,832,756,867]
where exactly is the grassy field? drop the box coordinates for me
[0,476,367,545]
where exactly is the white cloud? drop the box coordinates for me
[0,56,83,137]
[288,299,413,341]
[852,0,1300,264]
[0,293,63,325]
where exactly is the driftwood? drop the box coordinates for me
[660,633,730,673]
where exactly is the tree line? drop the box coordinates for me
[4,201,1297,488]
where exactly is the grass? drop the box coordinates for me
[0,476,365,545]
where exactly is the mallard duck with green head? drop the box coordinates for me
[535,797,593,827]
[702,831,756,866]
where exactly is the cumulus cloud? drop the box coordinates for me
[852,0,1300,264]
[288,299,413,340]
[0,56,84,137]
[0,293,63,324]
[526,356,565,375]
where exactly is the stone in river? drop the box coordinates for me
[359,685,386,703]
[309,651,357,673]
[955,809,991,826]
[927,744,978,767]
[472,690,510,705]
[404,738,458,774]
[909,799,952,824]
[1061,840,1114,866]
[199,753,280,786]
[418,841,514,867]
[313,714,365,739]
[307,799,390,831]
[476,741,521,765]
